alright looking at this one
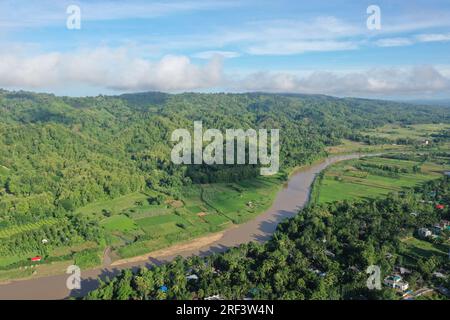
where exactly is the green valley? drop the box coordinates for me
[1,90,449,282]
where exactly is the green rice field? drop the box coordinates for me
[362,123,450,141]
[313,155,450,204]
[75,174,283,258]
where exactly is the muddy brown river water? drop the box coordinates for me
[0,153,367,300]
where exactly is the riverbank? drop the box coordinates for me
[0,143,404,283]
[0,155,318,284]
[0,153,369,299]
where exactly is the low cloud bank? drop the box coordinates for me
[0,47,449,97]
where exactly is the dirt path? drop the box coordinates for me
[102,247,112,267]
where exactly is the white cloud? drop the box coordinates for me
[83,0,239,20]
[246,40,358,55]
[245,16,361,41]
[0,0,241,28]
[416,33,450,42]
[233,66,450,96]
[0,47,224,92]
[192,51,240,59]
[374,32,450,48]
[236,17,361,55]
[375,37,414,47]
[79,0,243,25]
[137,16,363,56]
[0,46,449,97]
[140,13,450,55]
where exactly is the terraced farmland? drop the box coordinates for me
[0,218,60,239]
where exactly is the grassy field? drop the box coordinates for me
[0,255,23,268]
[314,155,450,204]
[101,215,139,232]
[400,236,450,271]
[75,192,150,216]
[362,123,450,142]
[326,123,450,156]
[401,237,450,261]
[325,139,408,155]
[73,174,284,259]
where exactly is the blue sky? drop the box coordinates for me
[1,0,450,98]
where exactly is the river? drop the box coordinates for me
[0,153,365,300]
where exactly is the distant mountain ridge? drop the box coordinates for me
[403,99,450,108]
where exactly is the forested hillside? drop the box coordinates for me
[0,89,449,262]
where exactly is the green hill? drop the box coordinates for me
[1,89,449,267]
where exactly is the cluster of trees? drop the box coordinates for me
[432,128,450,143]
[382,152,450,168]
[354,162,421,178]
[348,133,392,145]
[349,133,427,146]
[85,177,450,300]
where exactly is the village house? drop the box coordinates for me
[309,267,327,277]
[437,286,450,297]
[383,275,409,292]
[394,266,412,275]
[205,294,223,300]
[440,220,450,228]
[418,227,432,238]
[186,274,199,281]
[432,220,450,234]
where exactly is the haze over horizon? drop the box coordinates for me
[1,0,450,99]
[3,87,450,106]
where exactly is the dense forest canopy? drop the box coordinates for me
[0,89,449,260]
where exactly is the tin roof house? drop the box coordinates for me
[384,275,409,292]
